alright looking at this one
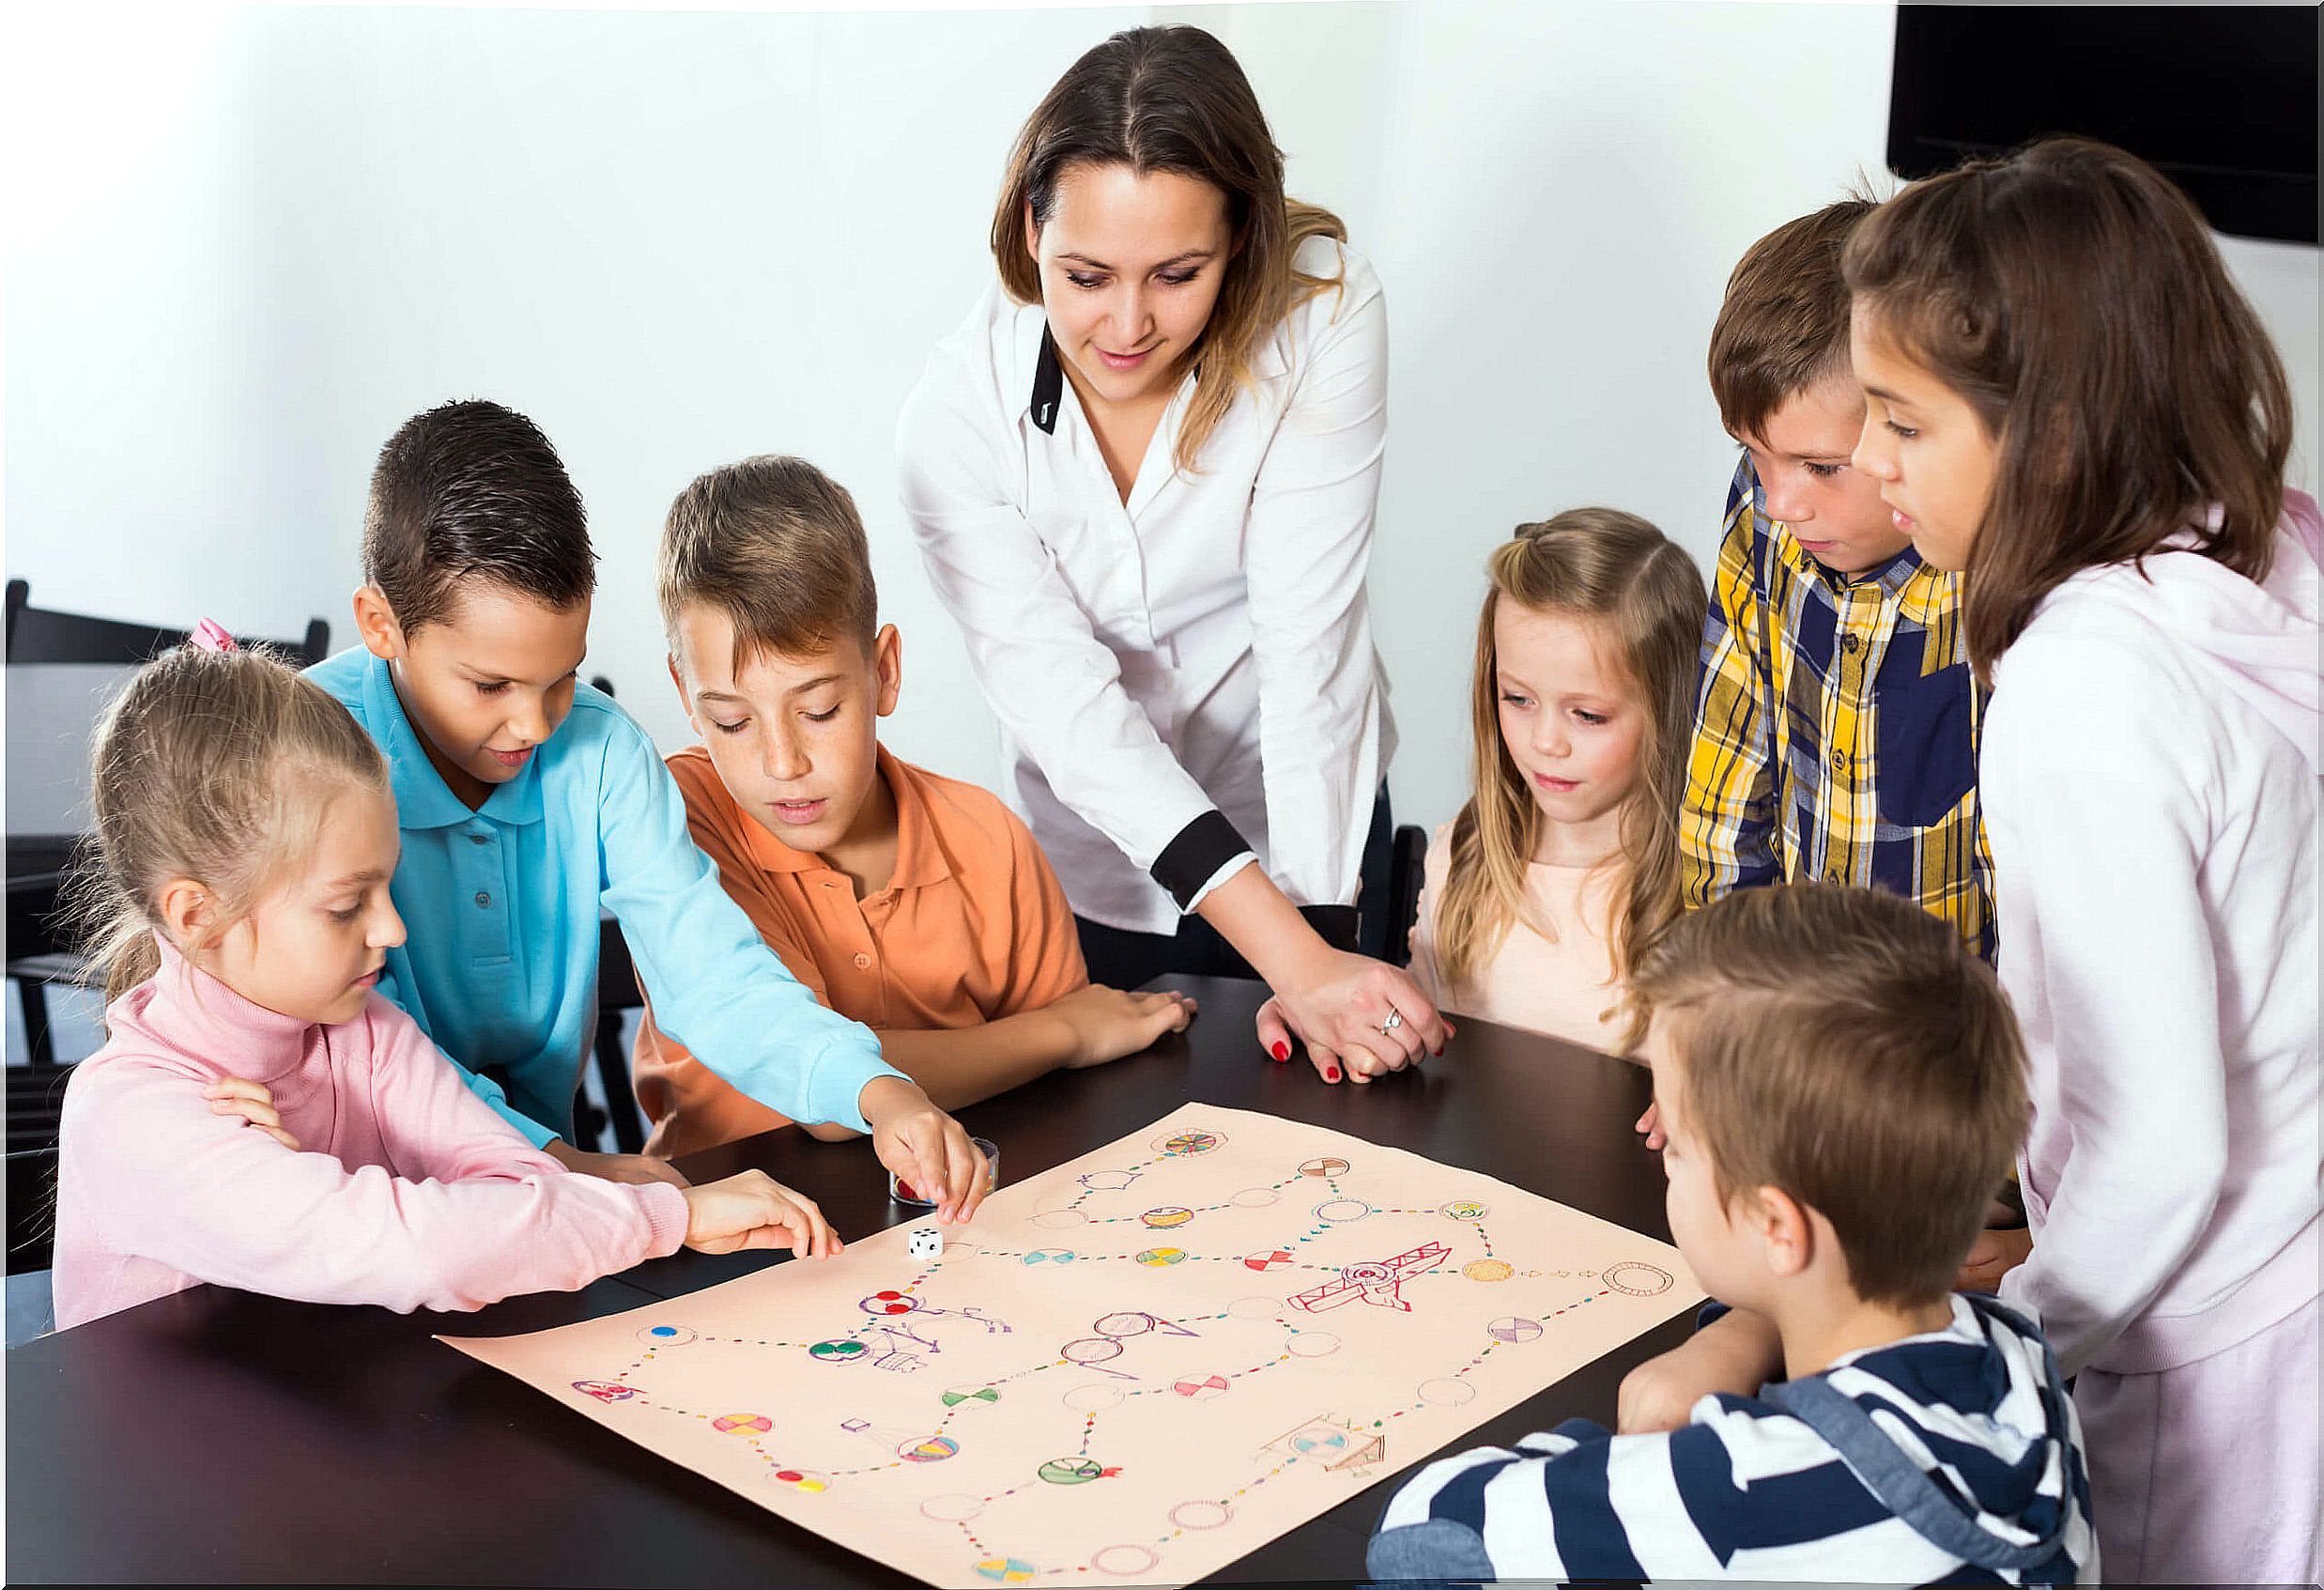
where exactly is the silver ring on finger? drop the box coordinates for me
[1379,1009,1404,1037]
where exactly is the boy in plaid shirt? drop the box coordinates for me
[1681,199,1993,964]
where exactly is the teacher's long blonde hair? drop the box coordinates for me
[991,24,1347,475]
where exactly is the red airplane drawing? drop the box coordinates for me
[1285,1242,1451,1314]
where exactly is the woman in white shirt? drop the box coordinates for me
[899,24,1445,1084]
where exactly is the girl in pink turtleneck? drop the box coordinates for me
[54,638,841,1332]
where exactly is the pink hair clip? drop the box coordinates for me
[189,618,239,654]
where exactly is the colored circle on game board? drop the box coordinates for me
[1154,1129,1223,1156]
[920,1492,983,1522]
[1061,1336,1124,1365]
[770,1468,829,1493]
[1602,1260,1676,1296]
[1092,1310,1155,1338]
[636,1324,696,1346]
[1314,1197,1371,1223]
[1039,1457,1104,1486]
[1419,1378,1478,1406]
[1140,1206,1194,1228]
[898,1435,961,1462]
[1168,1499,1232,1530]
[1243,1248,1293,1271]
[1463,1258,1515,1283]
[1093,1544,1161,1574]
[975,1556,1038,1582]
[1340,1260,1392,1287]
[1439,1199,1491,1221]
[1133,1247,1188,1267]
[1171,1374,1230,1400]
[1291,1427,1348,1456]
[942,1385,1002,1409]
[570,1380,635,1403]
[1487,1316,1545,1343]
[1285,1330,1342,1358]
[858,1289,920,1317]
[808,1338,869,1363]
[1297,1156,1350,1178]
[1021,1246,1077,1265]
[713,1413,772,1435]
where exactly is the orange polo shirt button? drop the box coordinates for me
[853,952,873,969]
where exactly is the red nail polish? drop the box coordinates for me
[1270,1042,1289,1062]
[1325,1066,1342,1083]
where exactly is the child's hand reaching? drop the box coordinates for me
[203,1077,300,1151]
[681,1170,842,1258]
[859,1075,989,1226]
[1052,984,1197,1068]
[545,1140,690,1188]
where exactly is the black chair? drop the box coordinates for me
[6,579,331,670]
[574,672,650,1156]
[587,917,651,1155]
[1384,824,1429,968]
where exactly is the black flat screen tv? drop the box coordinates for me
[1887,5,2317,243]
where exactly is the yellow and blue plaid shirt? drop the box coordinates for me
[1681,456,1994,961]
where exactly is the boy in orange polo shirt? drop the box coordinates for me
[637,455,1197,1157]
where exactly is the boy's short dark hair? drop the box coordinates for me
[1633,883,2028,1307]
[1708,196,1877,442]
[657,455,878,674]
[362,400,595,634]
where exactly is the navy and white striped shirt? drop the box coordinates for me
[1369,1294,2096,1583]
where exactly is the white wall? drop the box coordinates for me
[8,0,2318,844]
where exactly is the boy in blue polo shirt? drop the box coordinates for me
[307,399,987,1218]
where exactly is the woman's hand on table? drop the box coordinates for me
[682,1169,842,1258]
[545,1139,691,1187]
[859,1075,990,1225]
[1252,951,1450,1085]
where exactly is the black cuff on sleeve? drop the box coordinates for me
[1150,810,1252,910]
[1298,903,1360,952]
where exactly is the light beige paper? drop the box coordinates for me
[442,1104,1701,1587]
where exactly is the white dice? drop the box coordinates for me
[908,1226,942,1260]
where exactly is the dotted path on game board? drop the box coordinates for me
[559,1124,1676,1583]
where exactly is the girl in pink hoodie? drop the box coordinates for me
[54,638,845,1332]
[1842,137,2319,1584]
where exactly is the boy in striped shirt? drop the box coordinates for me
[1369,885,2095,1583]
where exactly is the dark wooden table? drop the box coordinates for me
[6,975,1690,1586]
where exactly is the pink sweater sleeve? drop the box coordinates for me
[67,1018,688,1315]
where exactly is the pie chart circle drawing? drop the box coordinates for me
[1486,1316,1544,1344]
[1039,1457,1105,1486]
